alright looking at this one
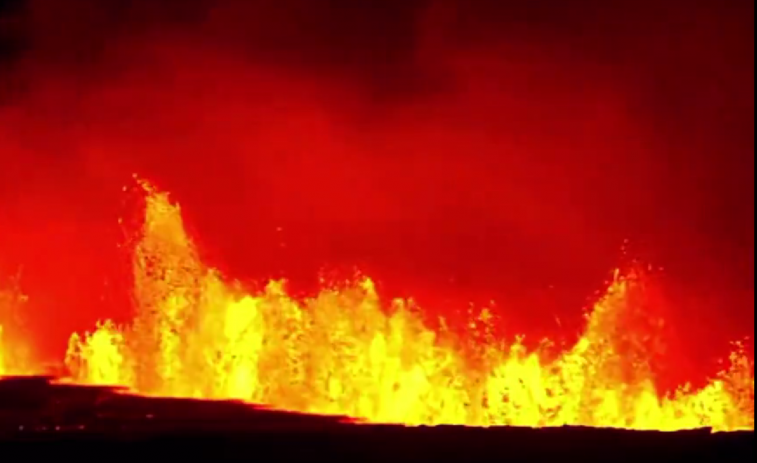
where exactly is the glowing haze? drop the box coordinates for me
[0,0,753,432]
[2,179,753,431]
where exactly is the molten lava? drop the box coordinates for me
[1,179,754,431]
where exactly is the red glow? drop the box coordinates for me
[0,0,753,426]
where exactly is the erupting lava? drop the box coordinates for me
[1,179,754,431]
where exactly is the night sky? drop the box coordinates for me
[0,0,753,377]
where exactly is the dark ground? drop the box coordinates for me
[0,376,752,462]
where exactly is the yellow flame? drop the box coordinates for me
[60,181,753,431]
[0,282,31,376]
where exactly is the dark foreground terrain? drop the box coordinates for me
[0,376,753,462]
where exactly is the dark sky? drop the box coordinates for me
[0,0,753,373]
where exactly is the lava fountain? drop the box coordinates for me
[1,179,754,431]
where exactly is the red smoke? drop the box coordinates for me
[0,1,753,385]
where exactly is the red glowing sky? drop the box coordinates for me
[0,0,753,377]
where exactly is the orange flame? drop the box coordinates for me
[2,179,754,431]
[0,279,32,376]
